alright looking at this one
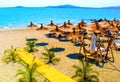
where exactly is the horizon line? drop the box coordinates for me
[0,4,120,8]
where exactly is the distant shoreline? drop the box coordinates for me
[0,4,120,9]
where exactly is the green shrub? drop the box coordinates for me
[24,41,38,53]
[42,47,60,64]
[72,58,99,82]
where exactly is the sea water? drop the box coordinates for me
[0,7,120,29]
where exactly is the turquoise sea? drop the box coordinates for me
[0,7,120,29]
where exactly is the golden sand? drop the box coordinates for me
[0,28,120,82]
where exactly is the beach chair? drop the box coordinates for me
[79,40,99,60]
[79,35,114,62]
[99,35,115,62]
[79,33,99,60]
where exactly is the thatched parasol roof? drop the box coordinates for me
[50,26,63,34]
[27,22,37,27]
[66,20,73,25]
[64,28,83,38]
[47,20,56,26]
[60,22,71,29]
[36,24,48,30]
[74,23,86,31]
[78,19,86,27]
[107,25,118,31]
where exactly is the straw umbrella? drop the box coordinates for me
[60,22,71,29]
[27,22,38,29]
[36,24,48,30]
[99,19,110,27]
[49,25,64,36]
[65,28,83,43]
[47,20,56,26]
[89,29,101,34]
[50,26,63,33]
[89,19,105,34]
[107,25,118,32]
[75,23,86,32]
[67,20,73,25]
[78,19,86,27]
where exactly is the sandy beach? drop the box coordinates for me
[0,27,120,82]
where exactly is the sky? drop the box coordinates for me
[0,0,120,8]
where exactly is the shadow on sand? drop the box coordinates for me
[58,39,71,42]
[67,53,84,59]
[46,34,57,38]
[36,42,48,46]
[49,47,65,52]
[26,38,37,41]
[74,43,88,47]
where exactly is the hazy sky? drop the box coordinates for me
[0,0,120,7]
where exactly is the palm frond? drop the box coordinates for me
[18,77,29,82]
[32,78,37,82]
[72,74,79,78]
[17,60,38,82]
[87,75,99,82]
[72,58,99,82]
[4,49,12,55]
[16,70,27,76]
[2,55,12,63]
[42,47,60,64]
[73,65,80,70]
[49,51,55,58]
[31,63,38,74]
[42,52,49,57]
[24,41,38,53]
[2,46,20,64]
[52,58,60,63]
[88,70,99,75]
[85,63,93,73]
[72,65,83,79]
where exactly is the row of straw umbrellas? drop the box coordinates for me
[28,19,120,33]
[27,20,87,41]
[27,19,120,42]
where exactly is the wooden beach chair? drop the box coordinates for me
[99,35,115,62]
[79,39,99,60]
[79,35,114,62]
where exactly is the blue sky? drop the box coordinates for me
[0,0,120,7]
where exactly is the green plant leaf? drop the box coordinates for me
[52,58,60,63]
[42,47,60,64]
[16,70,27,76]
[72,58,99,82]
